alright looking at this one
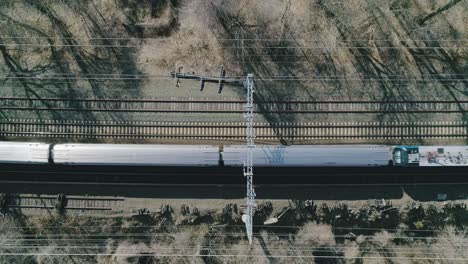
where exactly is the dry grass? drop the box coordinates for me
[1,199,468,264]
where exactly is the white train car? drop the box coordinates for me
[0,142,50,164]
[222,145,391,167]
[52,144,220,166]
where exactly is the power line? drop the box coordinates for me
[0,77,465,82]
[230,46,466,49]
[1,221,465,231]
[0,73,464,78]
[1,36,467,42]
[0,76,172,81]
[218,39,468,42]
[0,43,138,48]
[1,43,465,50]
[0,51,449,65]
[5,237,466,244]
[2,244,467,252]
[2,224,464,233]
[3,233,467,241]
[214,53,464,58]
[1,228,466,237]
[1,246,467,258]
[0,74,464,80]
[0,252,467,260]
[3,244,467,254]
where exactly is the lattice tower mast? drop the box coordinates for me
[173,68,256,244]
[242,74,256,245]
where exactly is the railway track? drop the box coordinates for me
[4,195,123,211]
[0,119,466,140]
[0,97,466,113]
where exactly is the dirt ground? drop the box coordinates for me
[14,183,468,218]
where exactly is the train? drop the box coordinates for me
[0,142,467,167]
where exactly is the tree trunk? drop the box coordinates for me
[418,0,464,26]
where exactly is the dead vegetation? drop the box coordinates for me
[0,199,467,263]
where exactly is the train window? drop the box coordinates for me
[393,150,402,164]
[437,148,444,154]
[409,149,419,154]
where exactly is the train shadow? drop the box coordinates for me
[0,182,402,201]
[1,182,467,202]
[0,166,466,201]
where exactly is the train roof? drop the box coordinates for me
[223,145,391,167]
[0,142,50,164]
[53,144,220,166]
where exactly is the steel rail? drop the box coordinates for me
[0,97,466,114]
[1,107,464,113]
[0,120,466,140]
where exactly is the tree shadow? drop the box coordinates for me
[0,1,144,130]
[211,3,313,145]
[315,1,467,144]
[211,1,467,145]
[117,0,182,38]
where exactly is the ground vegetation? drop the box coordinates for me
[0,198,467,263]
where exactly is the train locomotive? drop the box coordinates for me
[0,142,466,167]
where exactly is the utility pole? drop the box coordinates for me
[172,68,256,244]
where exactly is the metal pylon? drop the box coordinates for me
[242,74,256,244]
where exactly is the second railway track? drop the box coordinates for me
[0,97,466,113]
[0,119,466,141]
[4,195,123,211]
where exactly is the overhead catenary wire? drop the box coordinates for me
[0,76,465,82]
[4,240,466,248]
[5,241,466,248]
[0,80,464,90]
[2,224,468,235]
[4,223,466,260]
[3,238,466,246]
[3,233,465,241]
[2,233,467,241]
[5,234,467,241]
[2,227,466,255]
[1,36,467,42]
[1,249,466,260]
[0,51,451,65]
[4,245,466,255]
[2,244,467,253]
[2,247,467,259]
[1,43,466,49]
[1,73,463,77]
[0,252,467,261]
[2,224,465,233]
